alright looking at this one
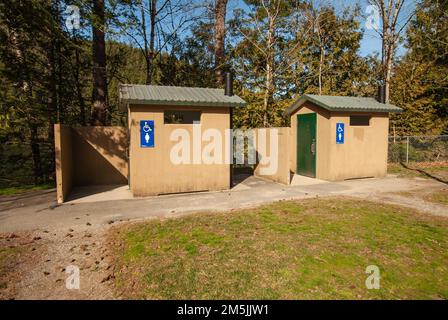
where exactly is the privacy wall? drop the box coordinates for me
[254,127,291,185]
[54,125,128,203]
[54,124,73,203]
[72,127,128,186]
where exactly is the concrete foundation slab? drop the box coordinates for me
[290,175,328,186]
[66,185,133,204]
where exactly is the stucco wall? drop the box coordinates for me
[54,124,73,203]
[289,102,389,181]
[72,127,128,186]
[254,127,291,185]
[128,105,231,196]
[54,125,128,203]
[326,112,389,180]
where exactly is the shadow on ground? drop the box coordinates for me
[400,162,448,185]
[0,189,56,212]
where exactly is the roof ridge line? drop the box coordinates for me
[121,83,224,91]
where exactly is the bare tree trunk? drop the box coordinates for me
[91,0,108,125]
[214,0,228,87]
[46,38,57,184]
[47,3,58,124]
[373,0,408,104]
[263,62,273,127]
[74,38,86,125]
[381,7,391,104]
[315,9,324,96]
[10,28,43,184]
[384,36,394,104]
[29,124,43,185]
[263,13,275,127]
[141,2,150,84]
[56,33,63,123]
[141,0,157,84]
[148,0,156,84]
[318,44,324,95]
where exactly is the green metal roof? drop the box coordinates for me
[119,84,246,108]
[284,94,402,115]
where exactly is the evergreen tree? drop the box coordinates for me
[391,0,448,135]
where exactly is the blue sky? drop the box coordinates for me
[227,0,418,57]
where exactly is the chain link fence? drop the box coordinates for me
[388,135,448,163]
[0,141,55,188]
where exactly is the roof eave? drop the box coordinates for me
[284,95,403,115]
[283,96,306,116]
[122,99,246,108]
[326,108,403,113]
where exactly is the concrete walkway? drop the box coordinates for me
[0,175,446,233]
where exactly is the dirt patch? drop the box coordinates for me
[424,188,448,205]
[393,187,448,204]
[372,187,448,217]
[0,231,41,299]
[0,224,117,299]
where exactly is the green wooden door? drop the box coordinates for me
[297,113,316,178]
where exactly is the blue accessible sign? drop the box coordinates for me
[336,123,344,144]
[140,120,154,148]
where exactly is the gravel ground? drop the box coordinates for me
[0,223,117,299]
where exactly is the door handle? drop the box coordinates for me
[311,139,316,155]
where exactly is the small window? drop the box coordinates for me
[350,115,370,126]
[164,110,201,124]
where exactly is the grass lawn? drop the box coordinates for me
[111,198,448,300]
[0,184,53,196]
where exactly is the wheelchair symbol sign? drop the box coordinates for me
[336,123,344,144]
[140,120,154,148]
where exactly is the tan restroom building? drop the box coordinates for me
[119,84,246,197]
[284,94,402,181]
[55,88,401,203]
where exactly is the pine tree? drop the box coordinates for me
[391,0,448,135]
